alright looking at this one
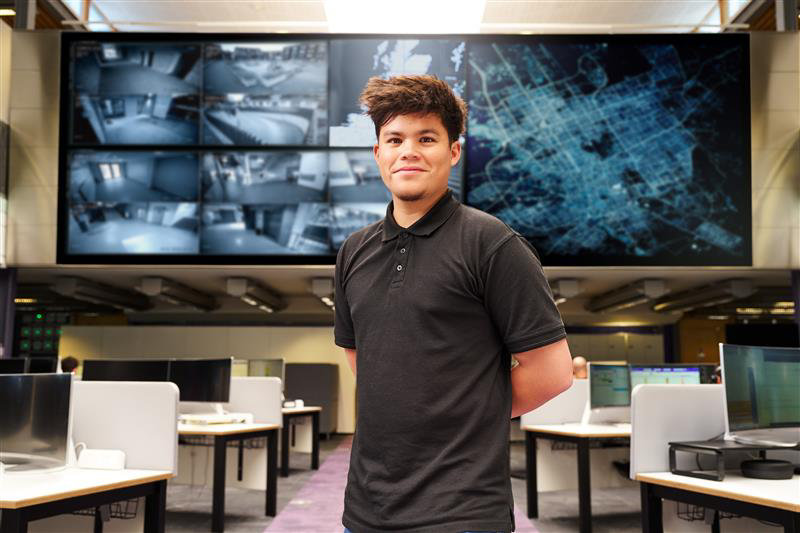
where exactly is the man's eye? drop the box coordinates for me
[387,138,401,144]
[420,137,435,143]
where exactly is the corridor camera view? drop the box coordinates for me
[202,94,327,146]
[70,42,201,146]
[204,42,327,95]
[330,203,385,250]
[202,151,326,204]
[329,151,391,203]
[73,94,200,145]
[329,39,466,146]
[201,203,332,255]
[67,202,199,254]
[68,151,199,203]
[72,42,201,95]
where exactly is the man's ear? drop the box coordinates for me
[450,140,462,167]
[373,143,380,162]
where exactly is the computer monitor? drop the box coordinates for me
[720,343,800,447]
[629,365,702,388]
[0,358,28,374]
[582,362,631,425]
[82,359,170,382]
[168,358,232,402]
[0,373,72,472]
[25,357,58,374]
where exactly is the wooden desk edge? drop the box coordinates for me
[0,471,174,510]
[635,473,800,513]
[178,423,280,436]
[282,407,322,414]
[521,425,631,438]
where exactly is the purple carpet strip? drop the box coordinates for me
[264,435,539,532]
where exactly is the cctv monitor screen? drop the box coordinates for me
[629,365,702,388]
[0,373,72,472]
[720,344,800,432]
[25,357,58,374]
[59,33,749,266]
[0,358,28,374]
[82,359,171,382]
[168,358,232,402]
[589,363,631,408]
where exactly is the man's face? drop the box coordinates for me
[373,112,461,204]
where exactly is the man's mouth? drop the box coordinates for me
[393,167,426,173]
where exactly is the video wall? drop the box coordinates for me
[59,33,751,265]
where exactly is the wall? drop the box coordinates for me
[59,324,357,434]
[6,31,800,267]
[0,22,12,267]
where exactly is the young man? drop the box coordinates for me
[334,75,573,533]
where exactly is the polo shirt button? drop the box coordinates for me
[400,248,406,254]
[396,265,403,271]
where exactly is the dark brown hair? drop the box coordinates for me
[359,75,467,144]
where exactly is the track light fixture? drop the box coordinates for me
[53,277,152,312]
[226,278,286,313]
[585,279,666,313]
[309,278,335,311]
[137,277,218,312]
[652,279,755,314]
[550,278,582,305]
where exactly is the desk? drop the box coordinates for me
[522,423,631,533]
[0,468,172,533]
[280,406,321,477]
[637,471,800,533]
[178,423,280,533]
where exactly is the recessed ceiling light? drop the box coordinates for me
[0,9,16,16]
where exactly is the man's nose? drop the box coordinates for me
[399,140,421,159]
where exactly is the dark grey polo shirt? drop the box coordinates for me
[335,190,566,533]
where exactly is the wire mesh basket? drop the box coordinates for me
[179,435,266,449]
[72,498,139,520]
[676,503,739,523]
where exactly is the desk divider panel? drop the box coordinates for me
[72,381,179,473]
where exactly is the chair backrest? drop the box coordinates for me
[629,384,724,479]
[225,376,283,427]
[72,381,179,473]
[521,379,588,426]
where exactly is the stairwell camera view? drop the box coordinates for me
[203,42,328,145]
[71,43,201,145]
[67,203,199,254]
[69,151,199,203]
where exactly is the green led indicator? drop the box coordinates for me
[21,328,31,337]
[33,328,42,337]
[45,328,53,336]
[35,313,43,320]
[20,341,30,350]
[44,341,53,350]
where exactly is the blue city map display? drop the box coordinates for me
[466,38,750,266]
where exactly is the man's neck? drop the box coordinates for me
[392,190,448,228]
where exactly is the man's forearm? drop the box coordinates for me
[345,348,357,377]
[510,339,573,418]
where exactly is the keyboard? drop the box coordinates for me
[179,413,248,425]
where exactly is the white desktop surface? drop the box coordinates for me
[281,406,322,415]
[522,422,632,438]
[636,471,800,512]
[0,467,173,509]
[177,422,279,436]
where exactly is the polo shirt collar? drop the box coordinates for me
[382,189,459,242]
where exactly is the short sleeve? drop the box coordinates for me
[334,245,356,349]
[482,234,566,354]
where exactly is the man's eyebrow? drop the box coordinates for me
[381,129,441,138]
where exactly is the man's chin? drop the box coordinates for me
[394,191,426,202]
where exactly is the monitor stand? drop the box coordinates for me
[580,400,630,426]
[179,401,227,416]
